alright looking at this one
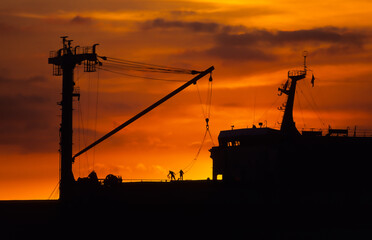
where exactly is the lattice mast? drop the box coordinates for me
[48,36,100,201]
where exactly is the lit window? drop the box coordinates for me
[217,174,223,180]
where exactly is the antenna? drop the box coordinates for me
[61,36,68,48]
[303,51,308,72]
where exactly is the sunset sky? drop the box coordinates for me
[1,0,372,199]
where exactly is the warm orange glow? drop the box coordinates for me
[1,0,372,200]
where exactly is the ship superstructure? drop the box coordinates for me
[210,54,372,197]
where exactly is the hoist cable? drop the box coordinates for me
[207,128,215,146]
[206,73,214,146]
[195,83,206,118]
[206,75,213,120]
[195,74,213,120]
[182,73,215,174]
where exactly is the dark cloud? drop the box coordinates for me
[205,45,276,62]
[0,75,59,153]
[141,18,251,34]
[141,18,220,33]
[141,18,368,48]
[203,27,370,62]
[0,95,56,151]
[0,22,19,34]
[215,27,367,47]
[70,15,92,25]
[169,10,197,16]
[140,18,370,63]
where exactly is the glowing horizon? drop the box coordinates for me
[1,0,372,200]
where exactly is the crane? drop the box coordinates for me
[49,37,214,200]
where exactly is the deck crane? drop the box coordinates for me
[48,37,214,201]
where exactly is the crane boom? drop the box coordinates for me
[73,66,214,160]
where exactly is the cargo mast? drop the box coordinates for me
[48,37,100,201]
[278,53,308,136]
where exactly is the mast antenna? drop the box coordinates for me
[303,50,308,72]
[278,52,308,136]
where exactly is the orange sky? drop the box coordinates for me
[1,0,372,200]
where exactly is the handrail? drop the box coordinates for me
[301,127,372,137]
[288,70,306,77]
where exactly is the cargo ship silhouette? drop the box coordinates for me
[48,37,372,204]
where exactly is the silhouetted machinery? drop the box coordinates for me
[49,38,372,204]
[49,37,214,201]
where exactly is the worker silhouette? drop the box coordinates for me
[168,170,176,181]
[179,169,184,181]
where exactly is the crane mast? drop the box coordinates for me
[49,37,100,201]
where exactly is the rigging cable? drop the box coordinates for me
[296,88,306,129]
[183,128,208,173]
[92,69,100,171]
[298,79,327,128]
[96,55,201,82]
[99,56,200,75]
[98,67,187,82]
[48,180,60,199]
[76,84,90,176]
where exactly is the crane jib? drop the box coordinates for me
[72,66,215,161]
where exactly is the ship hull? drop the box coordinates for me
[211,135,372,203]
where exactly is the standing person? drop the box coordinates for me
[179,169,184,180]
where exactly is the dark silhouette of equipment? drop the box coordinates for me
[48,37,214,201]
[46,39,372,204]
[104,174,123,187]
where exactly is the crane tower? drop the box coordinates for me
[48,37,100,201]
